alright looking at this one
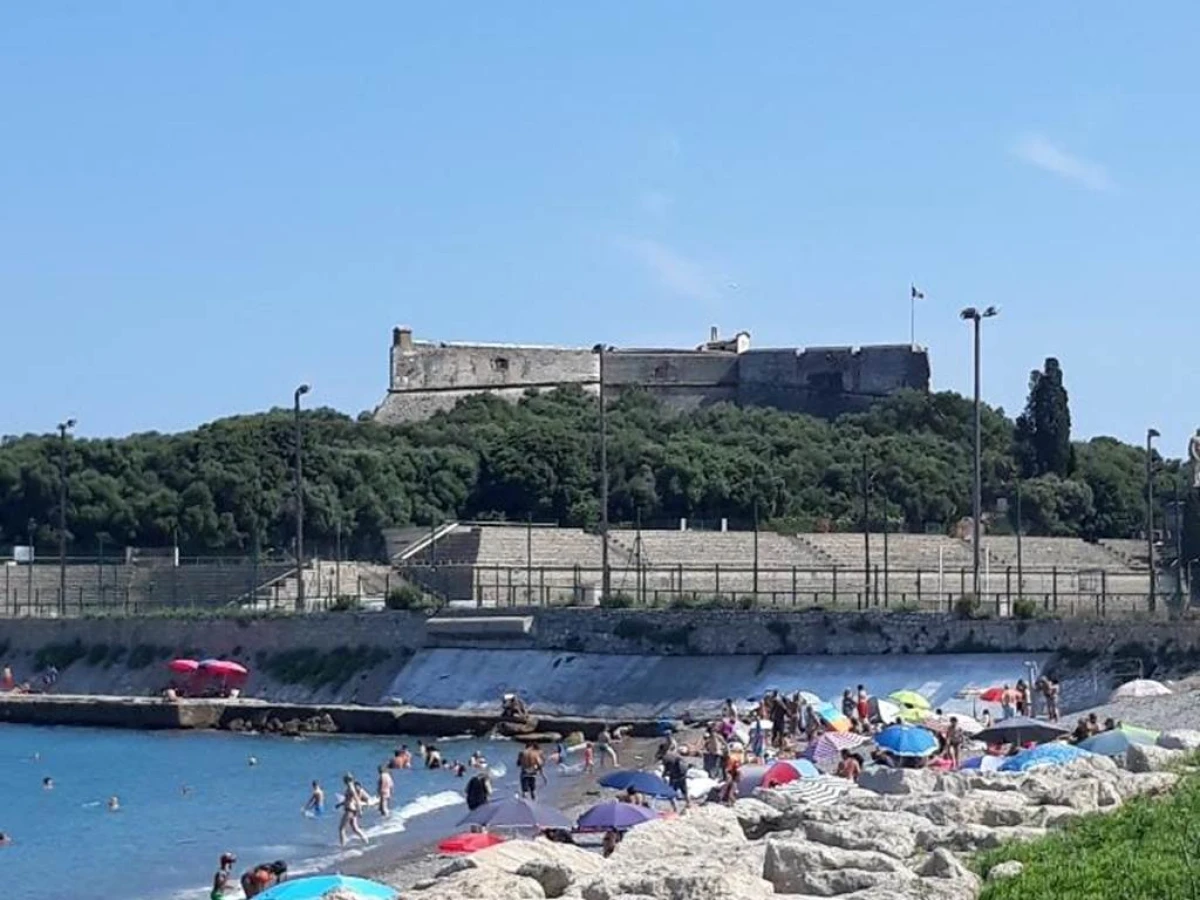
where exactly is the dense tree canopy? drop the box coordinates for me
[0,384,1189,559]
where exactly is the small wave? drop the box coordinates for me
[488,764,507,778]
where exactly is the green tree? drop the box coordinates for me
[1014,358,1073,479]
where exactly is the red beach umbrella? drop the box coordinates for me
[437,832,506,855]
[167,659,200,674]
[978,687,1005,703]
[199,659,248,677]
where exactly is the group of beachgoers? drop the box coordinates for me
[1,663,58,695]
[210,854,288,900]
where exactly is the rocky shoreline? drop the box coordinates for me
[369,733,1200,899]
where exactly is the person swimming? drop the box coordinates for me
[247,756,258,767]
[107,796,120,811]
[0,832,11,846]
[304,780,324,816]
[42,777,53,790]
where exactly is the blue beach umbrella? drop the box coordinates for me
[876,724,939,758]
[597,770,680,799]
[576,799,658,832]
[458,797,573,831]
[960,755,1006,773]
[257,875,398,900]
[1000,743,1093,772]
[1079,731,1139,757]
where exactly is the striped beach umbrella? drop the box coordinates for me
[768,776,848,807]
[804,732,868,771]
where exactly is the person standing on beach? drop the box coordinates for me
[595,728,618,769]
[999,685,1015,719]
[377,766,394,817]
[517,743,545,801]
[211,852,236,900]
[304,781,324,816]
[465,771,492,810]
[337,775,369,846]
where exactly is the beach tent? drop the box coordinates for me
[760,758,820,788]
[1110,679,1172,701]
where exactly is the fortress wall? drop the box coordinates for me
[605,351,739,387]
[855,345,930,395]
[390,342,598,393]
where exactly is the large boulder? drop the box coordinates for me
[735,797,804,839]
[612,805,746,868]
[763,837,915,896]
[914,847,981,893]
[413,868,547,899]
[857,768,936,796]
[580,859,772,900]
[1125,743,1183,774]
[1158,730,1200,751]
[516,861,577,899]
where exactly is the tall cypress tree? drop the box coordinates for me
[1015,358,1073,478]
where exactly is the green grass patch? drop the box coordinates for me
[979,772,1200,899]
[262,645,391,690]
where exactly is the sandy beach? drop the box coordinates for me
[342,735,666,891]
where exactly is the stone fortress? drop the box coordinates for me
[373,326,931,423]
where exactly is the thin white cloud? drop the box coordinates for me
[616,237,719,302]
[1011,134,1114,192]
[640,190,673,218]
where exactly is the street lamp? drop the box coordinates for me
[591,345,611,601]
[960,306,998,598]
[57,418,76,615]
[1146,427,1160,611]
[293,384,310,611]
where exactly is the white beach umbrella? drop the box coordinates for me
[1110,679,1172,701]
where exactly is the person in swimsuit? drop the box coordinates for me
[377,766,393,817]
[517,743,545,801]
[338,776,369,846]
[595,728,618,769]
[240,860,286,898]
[211,852,236,900]
[304,781,324,816]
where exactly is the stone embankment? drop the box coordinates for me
[396,735,1200,900]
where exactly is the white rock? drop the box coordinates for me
[857,767,936,796]
[414,868,547,899]
[1125,743,1183,774]
[915,847,980,887]
[735,797,803,839]
[986,860,1025,882]
[581,859,772,900]
[516,861,576,899]
[763,837,914,896]
[1158,729,1200,751]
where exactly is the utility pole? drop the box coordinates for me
[1147,428,1159,611]
[57,418,76,616]
[960,306,998,597]
[862,450,870,608]
[293,384,310,611]
[594,344,611,601]
[1015,479,1024,598]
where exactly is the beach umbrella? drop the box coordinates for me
[897,706,928,724]
[1121,724,1161,745]
[760,758,821,788]
[458,797,573,832]
[876,724,939,758]
[1000,743,1092,773]
[888,690,931,710]
[437,832,507,854]
[977,686,1006,703]
[974,716,1069,747]
[796,691,822,706]
[770,776,849,807]
[960,755,1006,773]
[1110,679,1172,701]
[868,697,902,723]
[804,732,869,771]
[199,659,248,677]
[1078,731,1139,757]
[815,702,853,732]
[576,800,657,832]
[597,770,679,799]
[921,712,984,736]
[256,875,398,900]
[167,659,199,674]
[736,764,770,796]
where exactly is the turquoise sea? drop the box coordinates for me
[0,725,517,900]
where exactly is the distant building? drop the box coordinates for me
[372,326,931,424]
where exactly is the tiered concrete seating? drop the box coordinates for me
[0,562,135,613]
[980,537,1136,572]
[1099,539,1150,569]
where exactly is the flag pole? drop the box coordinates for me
[910,289,915,346]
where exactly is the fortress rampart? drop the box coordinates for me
[373,327,931,423]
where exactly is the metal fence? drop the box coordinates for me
[401,561,1171,618]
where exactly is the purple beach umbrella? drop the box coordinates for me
[576,800,657,832]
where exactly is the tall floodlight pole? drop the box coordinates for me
[960,306,998,598]
[293,384,311,611]
[57,418,76,615]
[593,345,611,601]
[1146,428,1160,611]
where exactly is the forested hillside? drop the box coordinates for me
[0,359,1193,559]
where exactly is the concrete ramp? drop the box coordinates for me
[386,649,1056,720]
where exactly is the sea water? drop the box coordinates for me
[0,725,517,900]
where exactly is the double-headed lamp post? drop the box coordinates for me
[57,418,77,615]
[1147,427,1160,610]
[591,344,611,601]
[294,384,311,611]
[960,306,998,599]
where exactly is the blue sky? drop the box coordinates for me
[2,3,1197,457]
